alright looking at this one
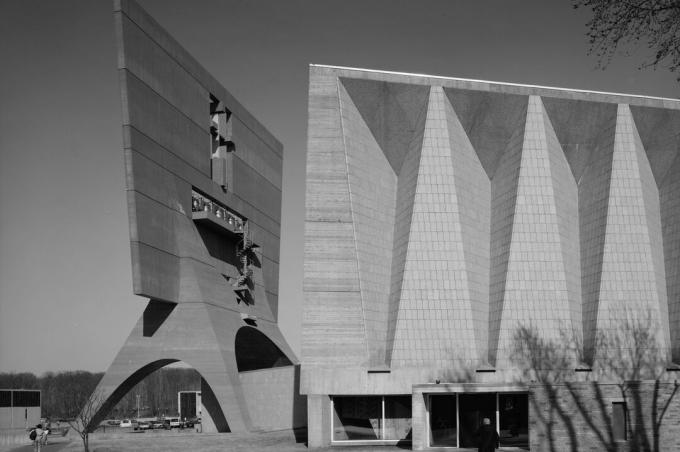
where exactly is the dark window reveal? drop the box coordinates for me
[0,391,11,407]
[12,390,40,407]
[612,402,627,441]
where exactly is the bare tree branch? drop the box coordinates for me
[574,0,680,79]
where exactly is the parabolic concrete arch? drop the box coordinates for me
[88,300,299,432]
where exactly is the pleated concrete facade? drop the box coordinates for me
[303,65,680,446]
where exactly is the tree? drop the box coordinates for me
[574,0,680,78]
[67,389,105,452]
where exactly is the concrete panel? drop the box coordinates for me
[385,102,427,364]
[446,89,491,361]
[338,81,397,366]
[659,154,680,361]
[130,242,180,303]
[389,87,481,367]
[123,70,210,176]
[231,156,281,224]
[542,98,618,182]
[491,97,581,367]
[231,117,283,189]
[239,366,306,430]
[341,77,430,172]
[488,102,527,365]
[444,88,528,178]
[589,104,670,365]
[303,70,367,367]
[301,291,366,368]
[125,148,191,215]
[115,0,282,156]
[305,394,331,448]
[118,14,206,127]
[130,192,209,263]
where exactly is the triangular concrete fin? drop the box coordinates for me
[542,97,617,184]
[629,105,680,187]
[340,77,430,173]
[444,87,528,179]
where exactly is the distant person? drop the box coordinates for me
[32,424,44,452]
[41,419,50,445]
[476,417,499,452]
[41,425,49,445]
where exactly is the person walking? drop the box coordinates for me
[475,417,499,452]
[32,424,44,452]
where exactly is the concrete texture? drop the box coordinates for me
[87,0,300,434]
[303,65,680,448]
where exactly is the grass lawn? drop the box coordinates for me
[58,430,410,452]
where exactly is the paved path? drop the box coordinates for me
[7,438,72,452]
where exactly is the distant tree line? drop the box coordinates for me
[109,367,200,419]
[0,367,199,420]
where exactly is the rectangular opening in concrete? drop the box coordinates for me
[426,391,529,449]
[330,395,412,444]
[498,393,529,448]
[429,394,457,447]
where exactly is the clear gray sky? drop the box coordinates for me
[1,0,678,374]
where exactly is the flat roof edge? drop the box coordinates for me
[310,63,680,105]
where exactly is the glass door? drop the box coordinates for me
[499,393,529,448]
[429,394,457,447]
[458,393,496,448]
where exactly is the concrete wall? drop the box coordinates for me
[530,381,680,452]
[238,366,306,431]
[303,66,680,397]
[302,65,680,446]
[89,0,297,434]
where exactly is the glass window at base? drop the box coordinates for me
[429,395,457,447]
[384,396,412,441]
[499,394,529,448]
[332,396,382,441]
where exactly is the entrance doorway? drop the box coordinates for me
[427,392,529,449]
[429,395,457,447]
[458,394,496,448]
[499,393,529,447]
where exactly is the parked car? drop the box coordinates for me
[151,420,165,430]
[136,421,150,430]
[120,419,133,428]
[168,417,183,429]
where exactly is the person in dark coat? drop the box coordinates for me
[475,417,499,452]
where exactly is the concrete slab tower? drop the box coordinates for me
[87,0,304,433]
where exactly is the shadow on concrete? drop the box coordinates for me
[511,312,679,452]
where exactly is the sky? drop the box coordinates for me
[1,0,678,375]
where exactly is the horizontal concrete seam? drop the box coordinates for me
[120,9,283,157]
[311,64,680,105]
[123,125,207,180]
[123,69,211,137]
[302,290,362,293]
[124,133,282,238]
